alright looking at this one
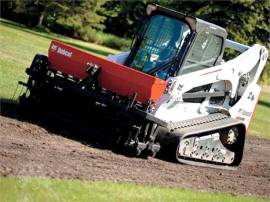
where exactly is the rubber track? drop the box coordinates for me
[167,113,229,131]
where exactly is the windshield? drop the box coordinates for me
[128,14,191,80]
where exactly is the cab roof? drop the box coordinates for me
[147,4,227,38]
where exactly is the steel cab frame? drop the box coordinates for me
[125,4,228,80]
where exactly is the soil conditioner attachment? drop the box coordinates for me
[18,4,268,169]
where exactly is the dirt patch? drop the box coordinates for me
[0,104,269,198]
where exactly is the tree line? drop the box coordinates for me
[1,0,269,83]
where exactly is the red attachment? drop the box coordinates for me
[48,40,166,103]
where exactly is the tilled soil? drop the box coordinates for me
[0,104,269,198]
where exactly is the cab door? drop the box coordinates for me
[178,31,223,75]
[178,31,224,101]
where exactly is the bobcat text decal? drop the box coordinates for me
[51,44,73,58]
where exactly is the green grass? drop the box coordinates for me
[0,176,268,202]
[249,90,270,138]
[0,18,119,100]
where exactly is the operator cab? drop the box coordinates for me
[125,4,227,80]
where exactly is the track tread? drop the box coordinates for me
[168,113,229,131]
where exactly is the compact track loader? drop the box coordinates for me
[18,4,268,169]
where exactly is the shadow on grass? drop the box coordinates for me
[258,100,270,108]
[0,19,115,57]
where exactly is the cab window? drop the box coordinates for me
[128,14,191,79]
[179,31,223,75]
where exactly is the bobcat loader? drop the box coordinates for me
[18,4,268,169]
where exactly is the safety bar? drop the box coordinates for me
[225,39,250,53]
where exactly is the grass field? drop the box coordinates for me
[0,18,269,201]
[0,18,119,101]
[0,176,268,202]
[248,89,270,138]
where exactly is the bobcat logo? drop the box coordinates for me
[51,44,73,58]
